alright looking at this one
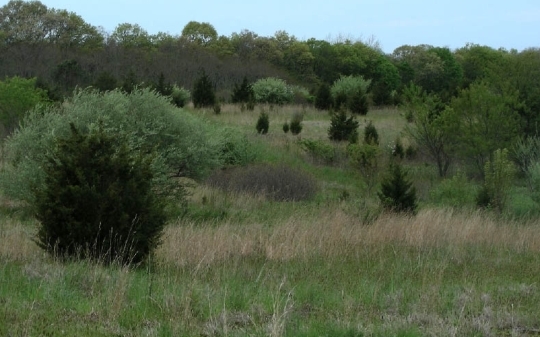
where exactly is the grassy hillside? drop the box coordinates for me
[1,104,540,336]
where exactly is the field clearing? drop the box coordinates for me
[1,104,540,336]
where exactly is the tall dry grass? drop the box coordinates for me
[156,208,540,268]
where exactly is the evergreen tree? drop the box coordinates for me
[192,70,216,108]
[328,110,359,142]
[314,82,332,110]
[364,120,379,145]
[231,76,254,103]
[348,87,369,115]
[154,72,173,96]
[256,112,269,134]
[378,164,418,214]
[34,123,166,265]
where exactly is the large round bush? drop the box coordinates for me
[0,88,236,206]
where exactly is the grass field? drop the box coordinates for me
[1,105,539,336]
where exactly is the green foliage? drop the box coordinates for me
[529,162,540,203]
[93,72,118,92]
[181,21,218,46]
[251,77,294,105]
[256,112,269,134]
[371,56,401,106]
[231,76,254,104]
[289,112,303,135]
[290,85,313,105]
[479,148,516,212]
[53,59,87,93]
[402,84,452,177]
[348,143,380,194]
[192,71,216,108]
[328,110,359,142]
[314,82,332,110]
[347,87,369,115]
[510,136,540,180]
[363,120,379,145]
[0,76,48,137]
[170,85,191,108]
[34,123,166,265]
[216,127,257,167]
[446,81,520,175]
[299,139,338,165]
[378,163,418,214]
[111,23,152,49]
[429,171,477,208]
[0,88,223,205]
[330,75,371,110]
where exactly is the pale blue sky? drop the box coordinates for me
[20,0,540,52]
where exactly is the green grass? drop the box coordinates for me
[2,104,540,336]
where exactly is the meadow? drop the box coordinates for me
[1,105,540,336]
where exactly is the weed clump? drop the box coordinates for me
[289,112,303,135]
[256,112,269,134]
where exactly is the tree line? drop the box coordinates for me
[1,1,539,128]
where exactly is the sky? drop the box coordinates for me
[13,0,540,53]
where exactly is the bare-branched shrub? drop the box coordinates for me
[206,164,318,201]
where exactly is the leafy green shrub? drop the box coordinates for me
[363,120,379,145]
[530,162,540,203]
[331,75,371,111]
[506,189,540,219]
[348,143,380,194]
[328,110,359,142]
[429,171,477,208]
[290,112,303,135]
[206,164,318,201]
[217,127,257,167]
[192,70,216,108]
[0,76,49,138]
[478,148,516,212]
[510,136,540,191]
[511,136,540,177]
[0,88,223,206]
[378,163,418,214]
[290,85,312,105]
[251,77,293,105]
[170,85,190,108]
[314,83,332,110]
[299,139,338,165]
[34,123,166,265]
[256,112,269,134]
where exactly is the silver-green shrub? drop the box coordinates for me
[0,88,227,205]
[330,75,371,106]
[251,77,294,105]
